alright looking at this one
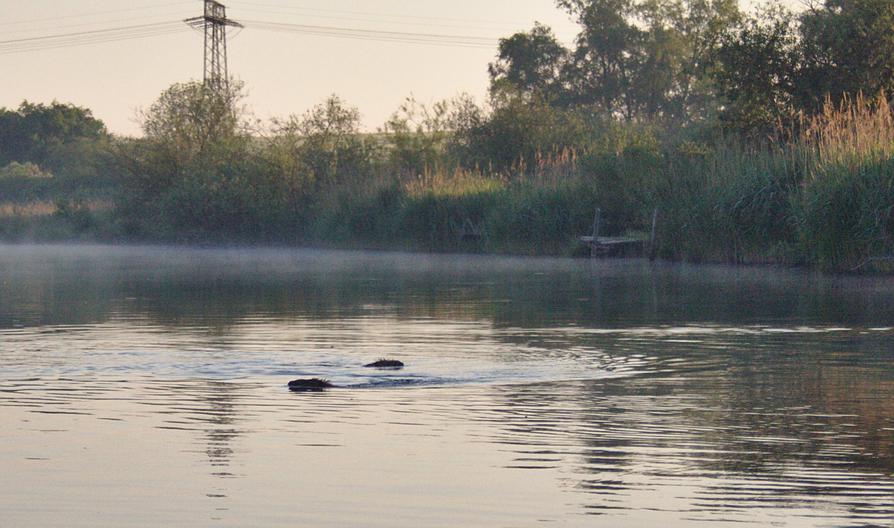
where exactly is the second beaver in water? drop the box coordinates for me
[288,378,334,391]
[364,359,404,369]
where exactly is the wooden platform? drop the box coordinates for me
[579,208,658,259]
[579,236,646,257]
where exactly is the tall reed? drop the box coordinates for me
[795,95,894,271]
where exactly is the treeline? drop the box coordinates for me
[3,0,894,272]
[0,101,113,195]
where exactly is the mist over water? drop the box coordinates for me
[1,245,893,527]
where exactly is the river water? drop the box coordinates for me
[1,244,892,527]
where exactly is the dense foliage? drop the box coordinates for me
[3,0,894,272]
[0,101,106,165]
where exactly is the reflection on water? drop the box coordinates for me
[1,244,893,527]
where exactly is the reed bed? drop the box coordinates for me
[795,96,894,271]
[3,97,892,272]
[0,201,56,219]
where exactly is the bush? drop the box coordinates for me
[0,161,51,179]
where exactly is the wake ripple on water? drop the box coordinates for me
[3,316,894,526]
[0,316,644,386]
[3,370,893,527]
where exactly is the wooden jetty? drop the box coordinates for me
[458,218,483,243]
[579,208,658,259]
[579,234,647,257]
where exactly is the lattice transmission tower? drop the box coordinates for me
[185,0,243,90]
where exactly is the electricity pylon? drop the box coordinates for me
[185,0,243,90]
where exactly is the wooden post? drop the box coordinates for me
[649,208,659,261]
[590,208,601,257]
[593,208,602,238]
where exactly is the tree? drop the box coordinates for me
[0,101,107,165]
[798,0,894,111]
[713,6,801,136]
[273,95,370,188]
[651,0,741,121]
[139,80,249,172]
[118,80,277,238]
[126,80,252,197]
[558,0,643,117]
[710,0,894,136]
[488,23,570,104]
[382,94,483,174]
[555,0,740,121]
[464,96,588,170]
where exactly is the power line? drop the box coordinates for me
[0,21,184,46]
[0,15,501,56]
[234,8,516,35]
[0,29,188,56]
[0,1,194,28]
[3,13,195,38]
[242,20,497,49]
[1,28,190,56]
[228,0,533,29]
[0,22,189,55]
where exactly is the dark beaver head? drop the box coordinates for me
[288,378,334,391]
[364,359,405,369]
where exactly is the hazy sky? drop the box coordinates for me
[2,0,803,136]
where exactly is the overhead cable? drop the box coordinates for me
[0,1,193,28]
[0,16,501,56]
[242,19,497,49]
[0,21,189,55]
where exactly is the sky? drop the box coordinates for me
[1,0,804,136]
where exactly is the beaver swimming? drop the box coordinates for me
[288,378,334,391]
[364,359,404,369]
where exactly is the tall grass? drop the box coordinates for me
[3,95,892,272]
[795,96,894,271]
[648,95,894,271]
[651,140,799,264]
[278,96,894,270]
[0,199,112,241]
[403,166,505,198]
[0,201,55,219]
[303,151,609,255]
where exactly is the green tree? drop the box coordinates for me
[798,0,894,110]
[464,96,588,170]
[713,6,801,136]
[273,95,370,189]
[119,80,289,238]
[382,94,482,174]
[138,81,248,172]
[0,101,107,165]
[558,0,642,117]
[488,23,571,104]
[644,0,741,121]
[711,0,894,136]
[556,0,739,121]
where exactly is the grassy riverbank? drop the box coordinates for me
[3,96,893,272]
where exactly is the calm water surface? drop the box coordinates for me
[1,244,893,527]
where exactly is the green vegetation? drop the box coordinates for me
[3,0,894,272]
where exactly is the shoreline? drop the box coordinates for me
[0,237,846,276]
